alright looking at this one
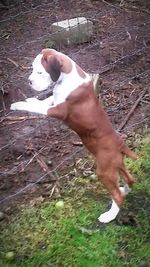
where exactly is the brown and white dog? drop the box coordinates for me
[11,48,137,223]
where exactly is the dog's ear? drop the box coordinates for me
[42,54,62,82]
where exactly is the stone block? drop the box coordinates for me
[51,17,93,45]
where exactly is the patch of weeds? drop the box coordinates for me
[126,135,150,192]
[0,135,150,267]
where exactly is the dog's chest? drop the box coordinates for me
[52,59,90,105]
[53,74,90,105]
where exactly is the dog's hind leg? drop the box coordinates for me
[98,183,131,223]
[96,167,126,223]
[119,164,135,187]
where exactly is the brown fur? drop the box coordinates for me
[41,49,73,74]
[42,55,62,82]
[47,82,137,207]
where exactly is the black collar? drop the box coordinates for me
[36,87,53,100]
[36,80,62,100]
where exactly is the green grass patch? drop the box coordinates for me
[0,136,150,267]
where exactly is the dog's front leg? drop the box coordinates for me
[11,98,68,120]
[11,97,54,115]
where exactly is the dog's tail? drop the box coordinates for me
[122,143,137,160]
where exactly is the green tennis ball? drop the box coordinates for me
[55,200,64,209]
[5,251,15,261]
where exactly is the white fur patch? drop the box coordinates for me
[28,54,53,92]
[98,200,120,223]
[28,51,91,105]
[98,185,131,223]
[11,97,52,115]
[53,59,90,105]
[11,50,91,115]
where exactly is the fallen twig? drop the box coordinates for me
[125,116,150,130]
[34,154,49,173]
[7,57,31,70]
[117,85,149,131]
[126,5,150,15]
[49,184,56,198]
[32,151,56,183]
[20,157,35,173]
[1,115,43,124]
[1,93,6,113]
[7,57,19,67]
[102,0,121,9]
[19,146,48,173]
[72,141,83,146]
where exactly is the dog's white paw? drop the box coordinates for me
[11,98,48,115]
[98,211,117,223]
[98,200,120,223]
[11,98,39,111]
[26,97,39,103]
[10,101,27,111]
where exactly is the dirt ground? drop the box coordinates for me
[0,0,150,213]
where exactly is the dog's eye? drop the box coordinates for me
[37,71,42,74]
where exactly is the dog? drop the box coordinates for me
[11,48,137,223]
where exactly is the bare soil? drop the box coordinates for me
[0,0,150,213]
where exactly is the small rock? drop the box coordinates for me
[47,160,53,166]
[5,251,15,261]
[83,170,93,177]
[90,174,97,181]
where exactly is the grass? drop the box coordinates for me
[0,135,150,267]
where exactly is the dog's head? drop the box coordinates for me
[28,49,62,92]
